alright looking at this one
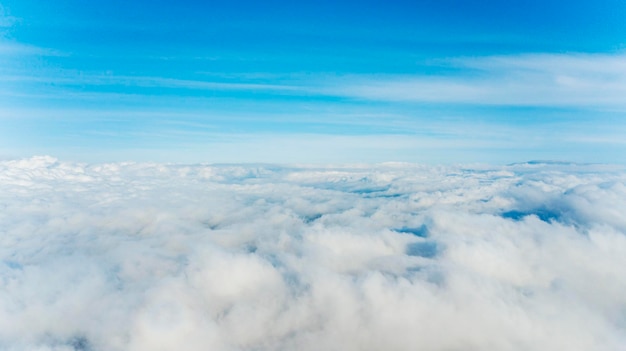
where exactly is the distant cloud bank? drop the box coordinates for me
[1,157,626,350]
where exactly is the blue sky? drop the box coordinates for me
[1,0,626,163]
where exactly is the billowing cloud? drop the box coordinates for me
[1,156,625,350]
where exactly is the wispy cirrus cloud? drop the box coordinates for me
[322,53,626,108]
[0,41,65,57]
[0,6,64,58]
[0,71,306,99]
[4,52,626,109]
[2,50,626,164]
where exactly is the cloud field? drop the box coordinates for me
[1,156,626,351]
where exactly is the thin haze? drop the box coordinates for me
[1,0,626,163]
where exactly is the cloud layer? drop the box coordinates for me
[1,157,626,351]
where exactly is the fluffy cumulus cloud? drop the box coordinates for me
[1,156,626,351]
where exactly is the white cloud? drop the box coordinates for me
[0,40,65,58]
[1,157,626,350]
[7,52,626,109]
[323,53,626,108]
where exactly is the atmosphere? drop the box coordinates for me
[2,3,626,350]
[1,0,626,163]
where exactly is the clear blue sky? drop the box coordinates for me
[1,0,626,163]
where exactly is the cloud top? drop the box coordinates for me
[1,157,625,350]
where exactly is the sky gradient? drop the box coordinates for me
[1,0,626,163]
